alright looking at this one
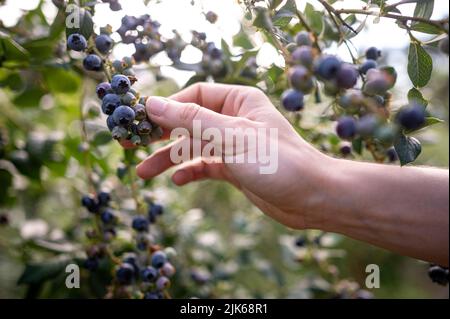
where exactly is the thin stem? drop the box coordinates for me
[335,8,449,33]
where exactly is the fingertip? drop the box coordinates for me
[172,169,190,186]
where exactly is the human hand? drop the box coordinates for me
[134,83,331,229]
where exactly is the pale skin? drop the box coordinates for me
[128,83,449,267]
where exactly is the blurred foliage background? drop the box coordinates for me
[0,0,449,298]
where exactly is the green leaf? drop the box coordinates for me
[92,130,113,146]
[43,67,81,93]
[0,33,30,66]
[253,8,273,31]
[272,0,297,27]
[407,42,432,88]
[410,22,443,35]
[394,134,422,166]
[233,28,254,49]
[413,0,434,20]
[407,87,428,107]
[304,3,323,34]
[17,258,70,285]
[352,137,363,155]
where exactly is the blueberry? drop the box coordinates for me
[374,124,397,145]
[359,60,377,74]
[315,55,342,80]
[363,70,391,96]
[97,191,111,206]
[336,116,357,140]
[294,236,307,247]
[339,142,352,156]
[137,121,152,135]
[190,269,210,284]
[336,64,358,89]
[109,0,122,11]
[144,291,163,299]
[113,105,135,126]
[0,214,9,226]
[205,11,218,24]
[156,276,170,291]
[386,147,398,162]
[134,104,147,121]
[150,203,164,216]
[95,34,113,54]
[132,215,149,232]
[281,89,304,112]
[84,257,99,271]
[338,90,364,110]
[106,116,117,131]
[295,31,312,47]
[151,251,167,269]
[111,74,131,95]
[356,115,379,137]
[112,60,124,73]
[366,47,381,60]
[67,33,87,52]
[428,265,449,286]
[289,66,314,94]
[161,262,176,277]
[141,266,158,282]
[396,104,426,131]
[102,94,121,115]
[83,54,103,71]
[116,263,135,285]
[81,195,99,213]
[291,46,314,68]
[111,126,128,140]
[120,92,137,106]
[100,210,114,224]
[96,82,112,99]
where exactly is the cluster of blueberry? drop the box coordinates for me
[81,191,117,270]
[67,27,163,146]
[428,265,449,286]
[281,31,426,161]
[190,32,227,77]
[81,189,175,298]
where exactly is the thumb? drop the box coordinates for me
[146,96,239,135]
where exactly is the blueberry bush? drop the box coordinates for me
[0,0,448,298]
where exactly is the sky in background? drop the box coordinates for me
[0,0,448,87]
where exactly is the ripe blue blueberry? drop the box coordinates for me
[291,46,314,68]
[83,54,103,71]
[281,89,304,112]
[396,104,426,131]
[113,105,135,126]
[111,74,131,95]
[289,66,314,94]
[336,64,358,89]
[359,60,377,74]
[116,263,135,285]
[295,31,313,47]
[336,116,357,140]
[102,94,121,115]
[97,191,111,206]
[81,195,99,213]
[315,55,342,80]
[151,251,167,268]
[100,210,114,224]
[386,147,398,162]
[366,47,381,60]
[428,265,449,286]
[339,142,352,156]
[106,116,117,131]
[95,34,113,54]
[132,215,149,232]
[67,33,87,52]
[141,266,158,282]
[144,291,163,299]
[96,82,112,99]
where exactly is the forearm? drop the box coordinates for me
[306,157,449,266]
